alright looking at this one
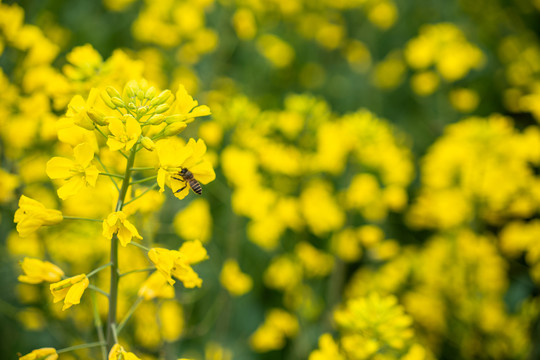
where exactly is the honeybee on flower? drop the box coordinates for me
[156,138,215,199]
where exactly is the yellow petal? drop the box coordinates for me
[57,176,84,200]
[73,142,95,167]
[62,276,89,310]
[108,117,125,137]
[46,157,75,179]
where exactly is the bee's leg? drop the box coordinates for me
[175,185,187,193]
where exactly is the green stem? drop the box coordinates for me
[95,155,120,192]
[88,284,109,298]
[117,297,143,334]
[130,166,155,171]
[57,342,105,354]
[130,175,157,185]
[129,241,150,252]
[106,144,138,351]
[91,287,107,360]
[87,263,112,278]
[95,126,108,140]
[63,216,102,222]
[124,183,159,206]
[119,267,155,278]
[99,172,125,179]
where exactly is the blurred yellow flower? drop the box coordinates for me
[138,271,175,300]
[295,242,334,278]
[250,309,299,352]
[449,88,479,113]
[102,211,143,247]
[220,259,253,296]
[256,34,295,68]
[18,347,58,360]
[63,44,103,81]
[232,8,257,40]
[410,71,440,96]
[0,168,19,203]
[159,301,184,342]
[14,195,63,237]
[173,198,212,242]
[178,239,209,264]
[50,274,89,311]
[309,333,345,360]
[46,142,99,200]
[108,344,141,360]
[18,257,64,284]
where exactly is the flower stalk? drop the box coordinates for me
[106,143,138,351]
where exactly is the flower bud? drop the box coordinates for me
[74,113,95,130]
[100,90,116,109]
[111,97,125,108]
[124,83,137,99]
[136,106,148,117]
[145,86,157,99]
[163,122,188,136]
[137,89,145,101]
[150,90,172,106]
[106,86,122,99]
[148,114,165,125]
[141,136,156,151]
[87,109,108,126]
[154,103,170,114]
[164,114,184,124]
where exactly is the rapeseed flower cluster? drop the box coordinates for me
[4,0,540,360]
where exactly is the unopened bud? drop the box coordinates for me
[124,83,137,99]
[148,114,165,125]
[136,89,145,101]
[74,113,95,131]
[87,109,108,126]
[150,90,172,106]
[106,86,122,99]
[154,103,170,114]
[163,122,187,136]
[164,114,184,124]
[100,91,116,109]
[141,136,156,151]
[145,87,156,99]
[137,106,149,117]
[111,97,125,108]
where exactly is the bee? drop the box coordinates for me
[172,167,202,195]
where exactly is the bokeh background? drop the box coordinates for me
[2,0,540,359]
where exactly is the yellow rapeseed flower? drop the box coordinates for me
[148,247,206,288]
[18,257,64,284]
[106,116,141,151]
[46,142,99,200]
[18,347,58,360]
[167,84,211,124]
[108,344,142,360]
[102,211,143,247]
[50,274,89,311]
[156,138,216,199]
[14,195,63,237]
[65,88,101,130]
